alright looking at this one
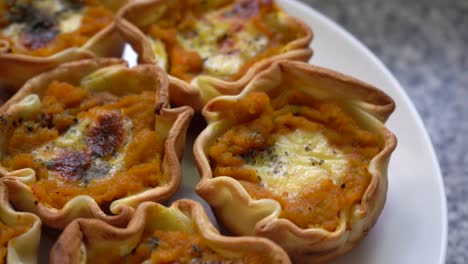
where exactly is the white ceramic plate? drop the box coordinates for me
[40,1,447,263]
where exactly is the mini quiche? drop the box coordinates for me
[194,60,397,263]
[0,58,194,229]
[0,182,41,264]
[117,0,312,110]
[50,200,291,264]
[0,0,127,90]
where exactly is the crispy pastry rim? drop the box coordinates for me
[0,182,41,264]
[0,0,129,91]
[116,0,313,111]
[0,58,194,229]
[194,60,398,263]
[50,199,291,264]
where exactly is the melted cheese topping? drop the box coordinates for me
[50,119,91,149]
[2,24,23,39]
[149,36,168,69]
[203,53,244,76]
[59,11,83,33]
[176,18,230,61]
[2,0,84,37]
[145,0,304,82]
[33,0,65,13]
[175,18,268,77]
[248,129,348,196]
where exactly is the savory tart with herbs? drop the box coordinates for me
[0,0,127,90]
[0,58,194,229]
[50,200,291,264]
[118,0,312,110]
[195,60,397,263]
[0,182,41,264]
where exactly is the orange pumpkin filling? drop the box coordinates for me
[0,0,114,57]
[90,229,269,263]
[1,81,164,209]
[0,220,30,263]
[143,0,306,82]
[208,92,383,231]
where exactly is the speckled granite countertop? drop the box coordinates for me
[301,0,467,263]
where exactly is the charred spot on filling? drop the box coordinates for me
[20,28,59,50]
[46,151,91,181]
[81,160,112,185]
[233,0,258,18]
[233,0,273,18]
[5,2,60,50]
[20,17,59,50]
[37,113,55,129]
[85,112,124,158]
[192,243,202,257]
[146,237,160,250]
[4,2,37,24]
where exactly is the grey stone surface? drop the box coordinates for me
[301,0,468,263]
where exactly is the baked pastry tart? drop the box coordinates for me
[0,182,41,264]
[0,0,128,90]
[50,200,291,264]
[0,58,194,229]
[117,0,313,110]
[194,60,397,263]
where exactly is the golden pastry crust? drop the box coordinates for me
[0,182,41,264]
[50,200,291,264]
[0,58,194,229]
[0,0,128,91]
[117,0,313,111]
[194,60,397,263]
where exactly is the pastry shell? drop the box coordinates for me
[50,200,291,264]
[117,0,313,111]
[194,60,397,263]
[0,0,128,92]
[0,181,41,264]
[0,58,194,229]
